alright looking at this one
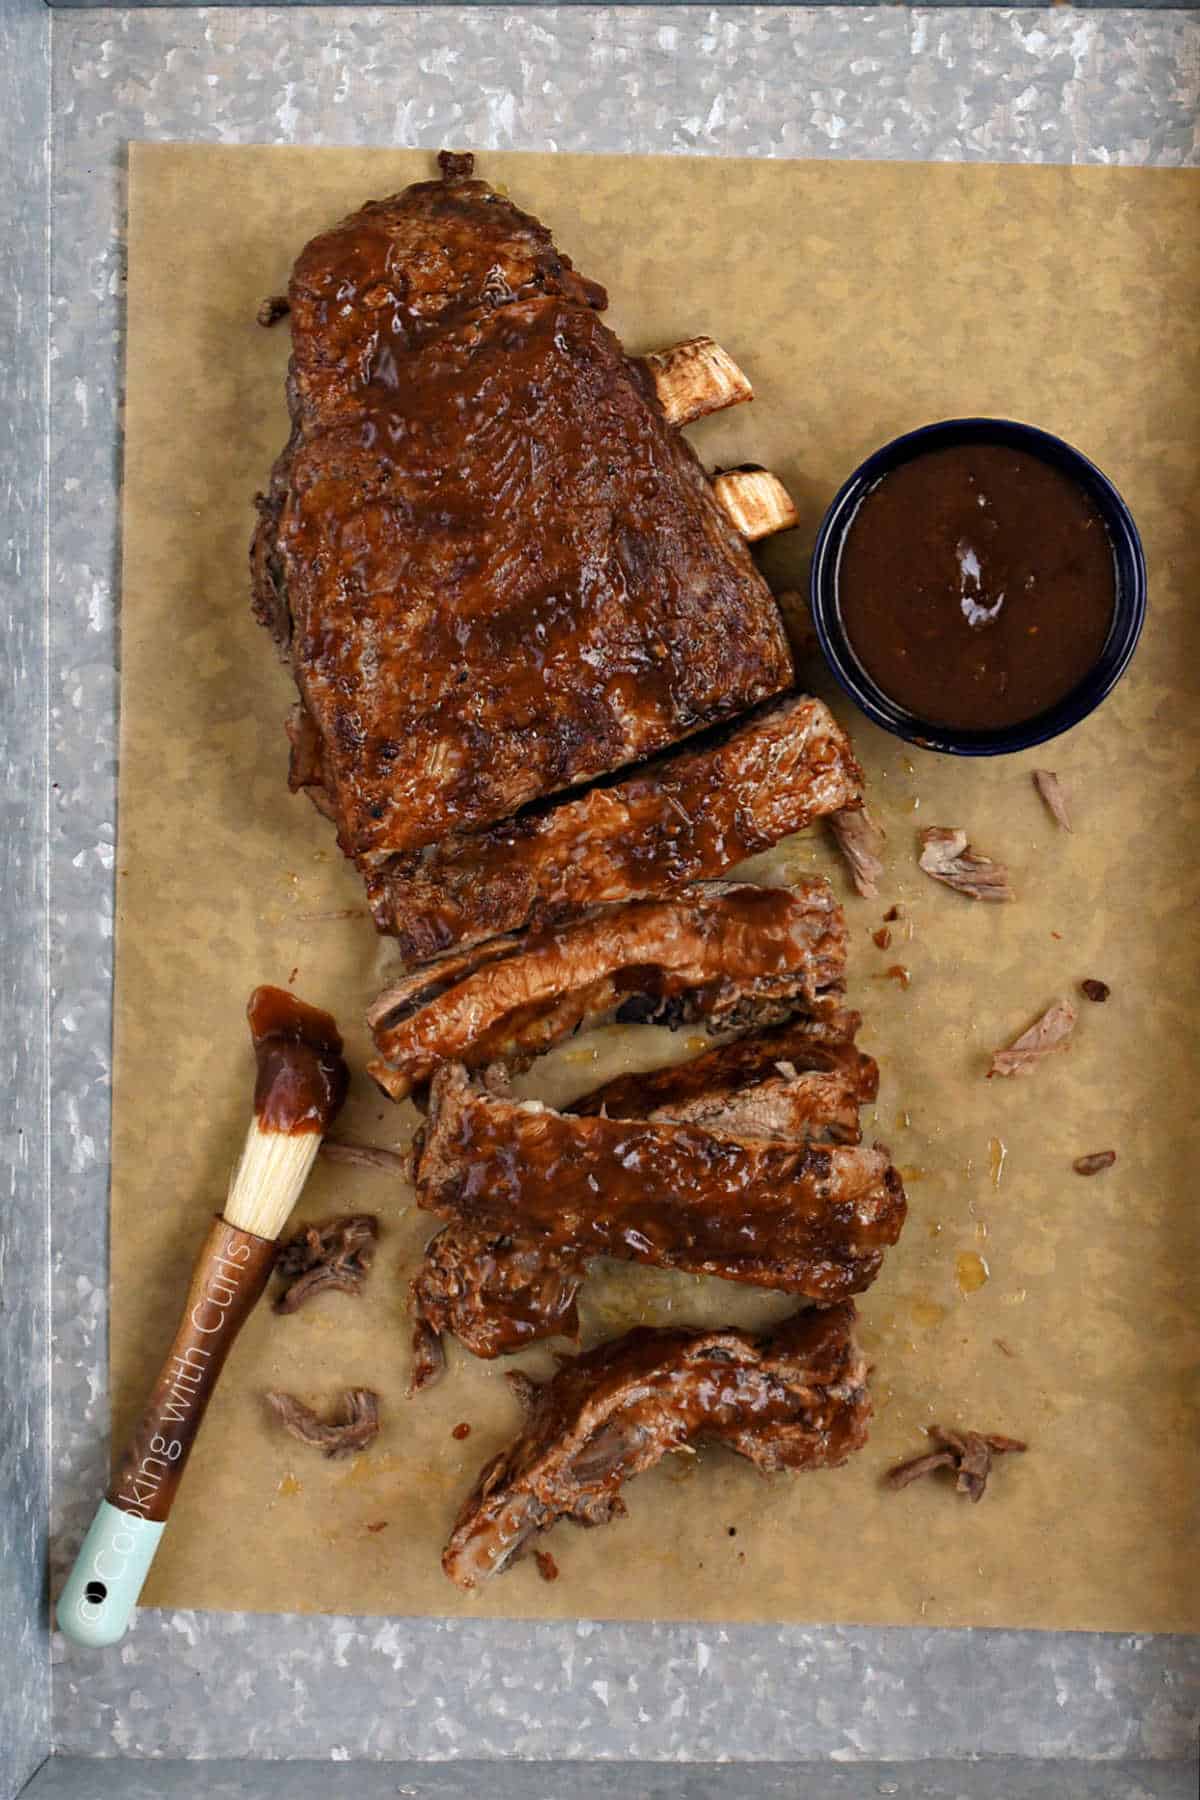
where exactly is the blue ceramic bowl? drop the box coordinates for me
[808,418,1146,756]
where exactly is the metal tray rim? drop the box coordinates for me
[3,0,1197,1791]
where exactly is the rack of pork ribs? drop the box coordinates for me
[252,151,906,1581]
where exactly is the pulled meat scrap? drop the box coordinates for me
[415,1063,906,1301]
[367,694,864,958]
[320,1140,409,1176]
[887,1424,1026,1502]
[273,1214,379,1312]
[988,1000,1076,1078]
[368,879,848,1101]
[443,1302,870,1587]
[828,803,885,900]
[265,1387,381,1458]
[918,827,1013,902]
[251,151,792,870]
[1032,769,1072,832]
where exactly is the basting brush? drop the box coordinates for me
[57,986,349,1648]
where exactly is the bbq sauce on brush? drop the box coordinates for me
[248,986,349,1134]
[836,445,1116,731]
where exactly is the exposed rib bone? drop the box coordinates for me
[713,467,799,541]
[644,336,754,428]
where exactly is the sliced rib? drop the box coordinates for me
[639,1068,862,1144]
[368,879,848,1101]
[442,1302,870,1587]
[366,694,863,957]
[571,1008,878,1121]
[414,1064,906,1300]
[409,1031,872,1376]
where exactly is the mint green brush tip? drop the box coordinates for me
[56,1502,164,1648]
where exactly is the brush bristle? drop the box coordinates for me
[225,1121,322,1240]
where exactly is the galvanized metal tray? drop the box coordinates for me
[3,0,1198,1793]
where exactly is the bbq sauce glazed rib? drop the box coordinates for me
[411,1224,587,1377]
[409,1028,873,1378]
[443,1302,871,1587]
[414,1063,907,1300]
[252,151,794,866]
[368,695,864,958]
[368,879,848,1101]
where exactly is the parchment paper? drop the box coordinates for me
[113,146,1200,1628]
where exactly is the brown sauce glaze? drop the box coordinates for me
[256,157,793,862]
[248,985,350,1135]
[413,1223,585,1360]
[416,1068,907,1302]
[366,695,863,957]
[837,444,1115,731]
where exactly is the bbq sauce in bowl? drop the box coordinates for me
[836,443,1115,732]
[809,419,1146,757]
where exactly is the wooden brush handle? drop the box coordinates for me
[107,1216,277,1522]
[58,1216,278,1648]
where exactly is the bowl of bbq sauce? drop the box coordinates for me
[809,419,1145,755]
